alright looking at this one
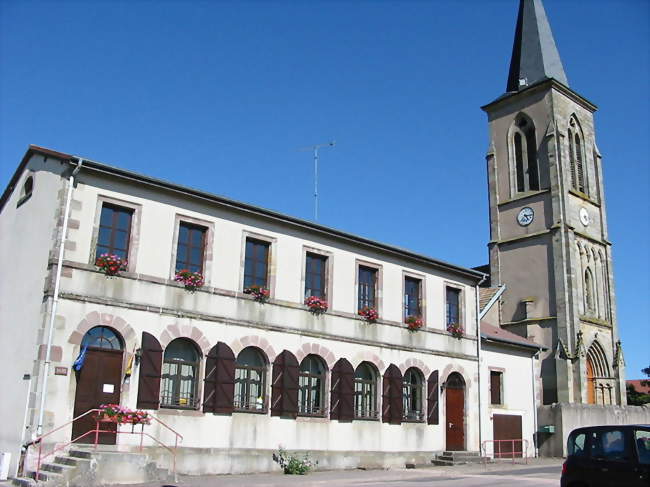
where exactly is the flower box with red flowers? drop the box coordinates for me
[95,253,127,277]
[405,316,423,331]
[243,285,270,303]
[358,306,379,323]
[446,322,464,339]
[174,269,205,292]
[305,296,328,315]
[94,404,151,425]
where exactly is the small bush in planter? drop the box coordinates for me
[447,322,464,339]
[243,284,270,303]
[358,306,379,323]
[405,315,423,331]
[174,269,205,292]
[305,296,328,315]
[95,253,127,277]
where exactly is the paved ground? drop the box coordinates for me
[107,458,564,487]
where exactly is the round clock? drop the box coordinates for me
[517,207,534,226]
[579,207,590,226]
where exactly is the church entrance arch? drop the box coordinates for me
[445,372,465,451]
[72,326,124,444]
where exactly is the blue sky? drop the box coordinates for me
[1,1,648,378]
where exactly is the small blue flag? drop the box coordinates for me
[73,345,88,371]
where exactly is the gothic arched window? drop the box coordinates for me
[511,115,539,194]
[584,268,595,314]
[568,117,587,194]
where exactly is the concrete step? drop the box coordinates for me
[8,478,36,487]
[442,450,481,457]
[27,469,64,482]
[53,455,90,467]
[41,462,76,475]
[67,449,93,460]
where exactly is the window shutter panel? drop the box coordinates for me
[137,332,162,410]
[283,351,299,418]
[339,361,355,421]
[330,358,353,421]
[382,364,402,424]
[271,352,285,416]
[271,350,299,418]
[214,342,235,414]
[203,342,235,414]
[389,365,403,425]
[427,370,439,425]
[490,372,501,405]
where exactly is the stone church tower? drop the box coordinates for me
[482,0,625,405]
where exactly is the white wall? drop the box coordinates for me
[481,343,538,459]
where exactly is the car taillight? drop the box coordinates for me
[561,461,568,475]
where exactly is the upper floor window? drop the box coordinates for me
[244,238,270,289]
[446,286,461,326]
[568,118,587,194]
[354,362,378,419]
[404,276,422,320]
[96,203,133,260]
[402,368,424,421]
[298,354,326,416]
[234,347,267,411]
[305,253,327,299]
[175,222,206,273]
[358,266,377,310]
[511,115,539,194]
[160,338,200,409]
[490,370,503,405]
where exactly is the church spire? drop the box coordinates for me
[506,0,568,92]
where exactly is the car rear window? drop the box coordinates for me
[589,429,629,461]
[568,432,587,457]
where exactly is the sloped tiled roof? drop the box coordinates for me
[479,287,501,311]
[481,322,544,351]
[627,380,650,394]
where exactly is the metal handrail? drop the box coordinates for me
[32,408,183,482]
[481,439,529,464]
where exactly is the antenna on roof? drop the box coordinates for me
[298,141,335,222]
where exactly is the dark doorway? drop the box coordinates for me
[445,372,465,451]
[492,414,523,458]
[72,327,124,444]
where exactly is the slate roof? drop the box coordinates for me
[506,0,568,92]
[481,322,544,351]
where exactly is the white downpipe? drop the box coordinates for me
[475,274,487,453]
[36,158,83,436]
[531,351,539,458]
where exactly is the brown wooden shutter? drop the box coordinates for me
[271,350,299,418]
[330,358,354,421]
[203,342,235,414]
[427,370,439,425]
[136,332,162,410]
[382,364,402,425]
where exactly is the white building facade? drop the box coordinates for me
[0,146,492,475]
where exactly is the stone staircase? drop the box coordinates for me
[431,450,489,466]
[4,448,173,486]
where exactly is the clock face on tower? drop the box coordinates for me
[517,207,534,226]
[579,207,590,226]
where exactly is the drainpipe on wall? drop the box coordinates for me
[531,350,540,458]
[36,158,83,436]
[475,274,487,454]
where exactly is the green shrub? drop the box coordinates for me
[272,447,317,475]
